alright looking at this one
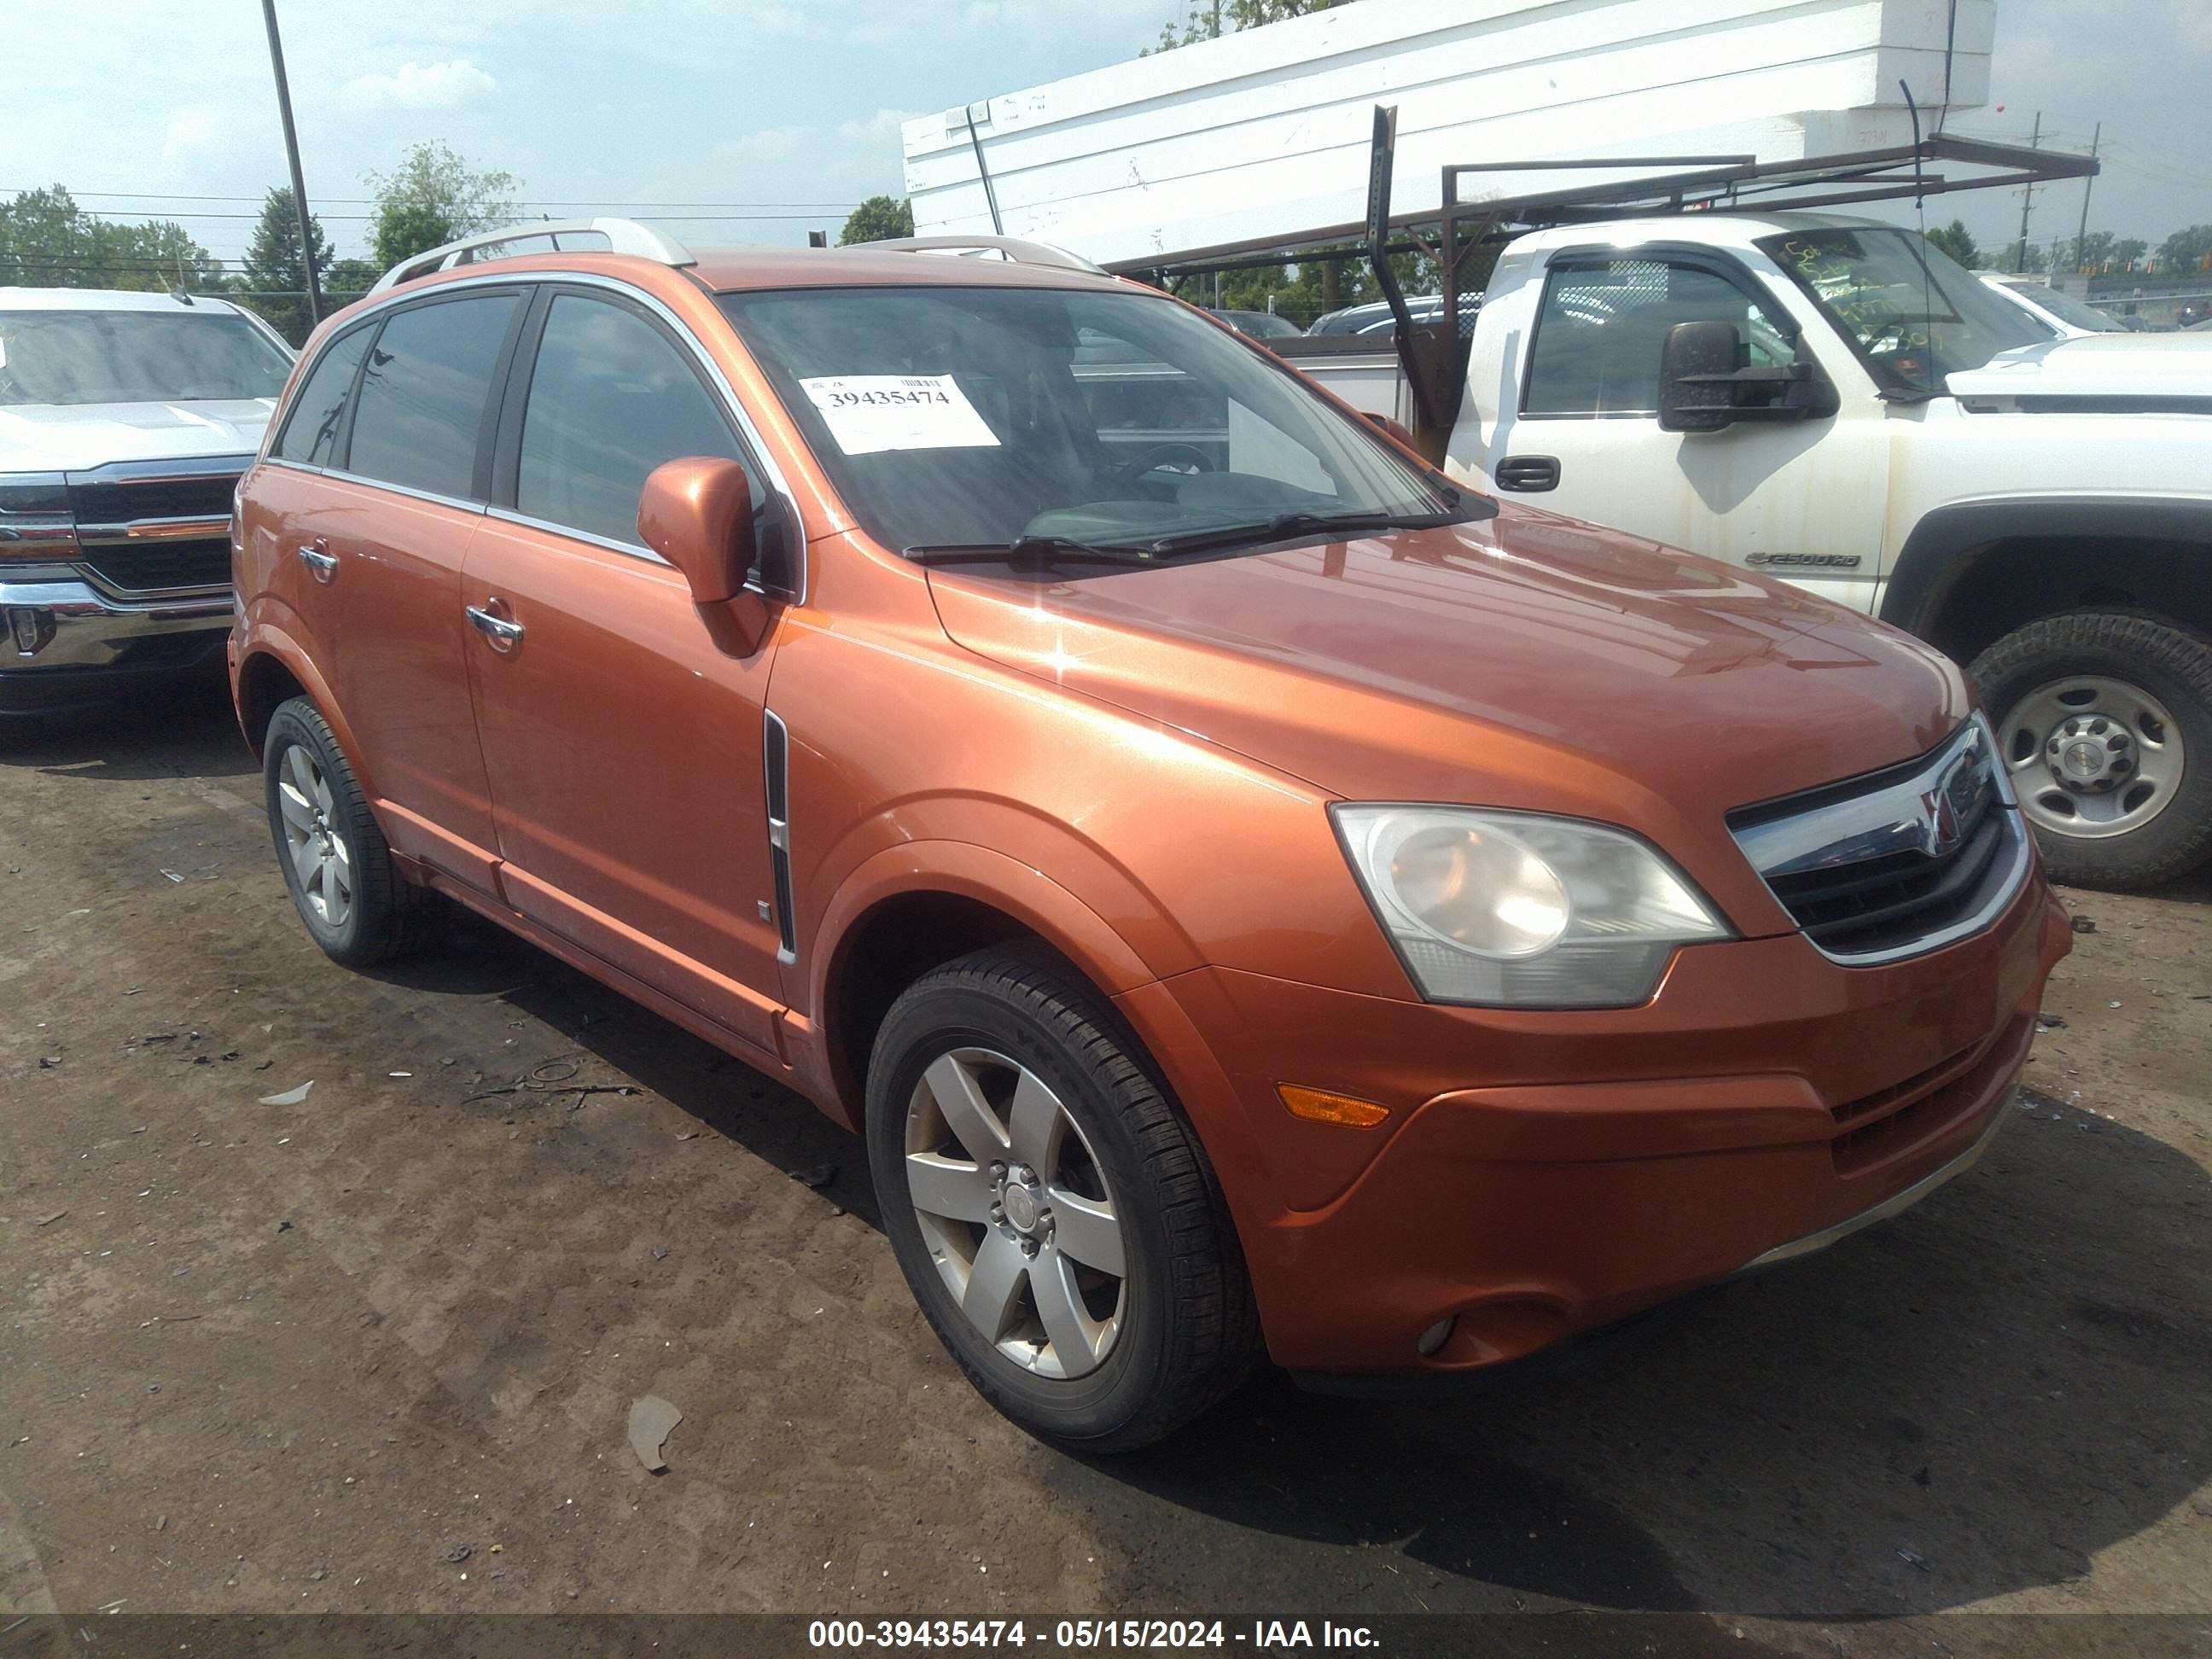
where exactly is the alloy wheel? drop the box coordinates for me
[276,742,354,929]
[903,1047,1129,1380]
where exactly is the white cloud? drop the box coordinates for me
[341,59,498,112]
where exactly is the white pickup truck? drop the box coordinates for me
[1290,211,2212,890]
[0,288,292,719]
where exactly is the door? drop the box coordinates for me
[262,292,525,889]
[1482,251,1891,613]
[461,287,787,1052]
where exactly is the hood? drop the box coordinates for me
[1947,333,2212,402]
[925,506,1966,842]
[0,399,275,474]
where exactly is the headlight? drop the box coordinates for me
[1332,806,1732,1008]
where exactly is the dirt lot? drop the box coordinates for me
[3,687,2208,1655]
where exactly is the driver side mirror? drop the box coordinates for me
[639,456,756,602]
[1658,320,1842,433]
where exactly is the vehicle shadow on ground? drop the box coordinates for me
[370,906,882,1225]
[0,675,253,783]
[1067,1092,2212,1616]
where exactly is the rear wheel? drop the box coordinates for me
[263,696,435,967]
[1970,611,2212,889]
[865,946,1258,1452]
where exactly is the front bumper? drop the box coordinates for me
[0,576,233,713]
[1115,865,2071,1377]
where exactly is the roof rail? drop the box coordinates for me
[368,218,696,294]
[862,236,1107,276]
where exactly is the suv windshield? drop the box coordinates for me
[718,284,1464,558]
[1758,228,2047,394]
[0,308,292,407]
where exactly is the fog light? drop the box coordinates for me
[9,607,54,658]
[1417,1318,1455,1358]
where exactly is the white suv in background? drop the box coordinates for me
[0,288,293,718]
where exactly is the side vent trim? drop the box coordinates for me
[763,709,798,964]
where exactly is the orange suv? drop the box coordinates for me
[230,222,2071,1450]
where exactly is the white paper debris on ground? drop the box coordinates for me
[259,1081,314,1106]
[798,375,999,456]
[627,1394,684,1473]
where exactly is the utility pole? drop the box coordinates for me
[259,0,323,328]
[2014,109,2041,272]
[2074,119,2103,274]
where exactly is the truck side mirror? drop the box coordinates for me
[1658,321,1746,433]
[1659,320,1842,433]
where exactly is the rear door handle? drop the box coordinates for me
[295,544,338,579]
[1494,456,1561,492]
[465,603,524,647]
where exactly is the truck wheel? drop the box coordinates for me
[865,946,1259,1452]
[263,696,436,967]
[1970,612,2212,889]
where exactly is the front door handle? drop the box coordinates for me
[1494,455,1561,492]
[465,603,524,649]
[295,544,338,580]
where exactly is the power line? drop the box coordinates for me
[4,187,867,209]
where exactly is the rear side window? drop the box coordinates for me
[347,294,519,499]
[275,325,373,466]
[515,293,741,547]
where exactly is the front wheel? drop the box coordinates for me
[866,947,1258,1452]
[1970,611,2212,889]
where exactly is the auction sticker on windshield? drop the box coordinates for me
[799,375,1000,455]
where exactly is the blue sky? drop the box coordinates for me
[9,0,2209,272]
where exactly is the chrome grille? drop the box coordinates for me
[1730,718,2030,964]
[63,457,248,597]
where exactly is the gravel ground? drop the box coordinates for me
[2,687,2207,1656]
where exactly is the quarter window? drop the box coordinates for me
[516,294,741,548]
[346,294,520,499]
[275,324,372,467]
[1524,259,1792,416]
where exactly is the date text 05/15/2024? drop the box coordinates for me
[806,1620,1381,1650]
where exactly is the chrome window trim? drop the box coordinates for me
[1732,716,2032,968]
[265,267,806,603]
[485,504,671,567]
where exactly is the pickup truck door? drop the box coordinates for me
[459,285,789,1057]
[1476,247,1890,613]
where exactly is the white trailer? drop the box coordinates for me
[903,0,1994,271]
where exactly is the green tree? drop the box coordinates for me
[324,256,381,301]
[2110,237,2147,272]
[1143,0,1355,54]
[365,142,520,270]
[838,195,915,245]
[0,185,224,292]
[2158,224,2212,273]
[237,187,333,346]
[2075,230,2114,270]
[1924,219,1981,268]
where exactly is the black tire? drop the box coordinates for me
[865,946,1259,1452]
[262,696,436,967]
[1969,610,2212,890]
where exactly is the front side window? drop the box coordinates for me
[516,294,742,547]
[346,294,520,499]
[0,308,292,407]
[1524,259,1794,416]
[718,284,1461,560]
[1759,228,2046,393]
[276,324,373,466]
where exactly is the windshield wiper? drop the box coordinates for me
[903,535,1160,568]
[1136,508,1460,558]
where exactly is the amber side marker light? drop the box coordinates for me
[1277,1084,1390,1128]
